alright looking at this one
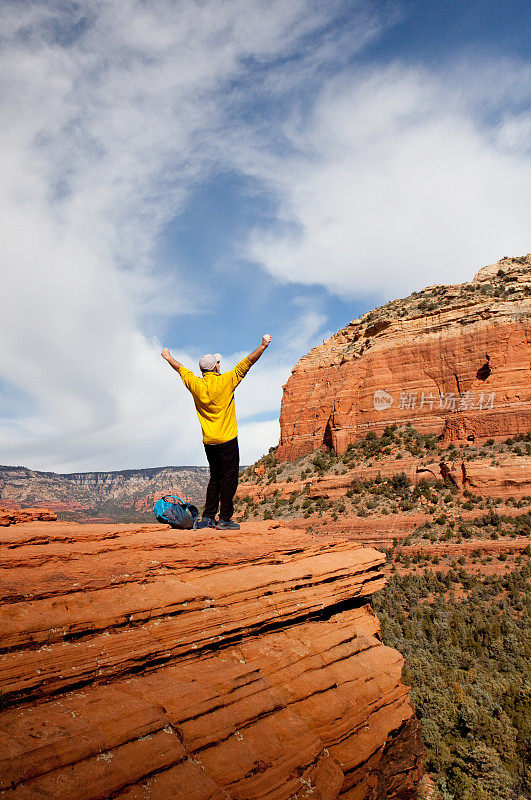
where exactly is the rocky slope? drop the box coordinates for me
[237,427,530,546]
[0,465,209,522]
[0,520,424,799]
[278,254,531,461]
[239,454,531,504]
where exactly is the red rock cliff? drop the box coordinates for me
[278,255,531,460]
[0,520,424,799]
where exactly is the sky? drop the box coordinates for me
[0,0,529,472]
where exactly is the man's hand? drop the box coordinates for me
[161,348,170,360]
[262,334,272,347]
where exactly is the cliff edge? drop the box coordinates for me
[0,520,423,799]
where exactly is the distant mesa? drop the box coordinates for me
[0,465,209,523]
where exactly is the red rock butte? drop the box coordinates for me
[0,519,424,799]
[278,254,531,461]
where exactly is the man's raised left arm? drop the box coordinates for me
[161,348,183,373]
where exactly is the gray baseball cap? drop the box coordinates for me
[199,352,221,372]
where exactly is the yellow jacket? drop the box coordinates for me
[178,357,252,444]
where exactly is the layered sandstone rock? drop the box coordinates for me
[238,454,531,504]
[278,255,531,461]
[0,521,424,799]
[0,507,57,527]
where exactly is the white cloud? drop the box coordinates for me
[238,419,280,465]
[1,0,380,470]
[1,1,529,473]
[241,63,531,299]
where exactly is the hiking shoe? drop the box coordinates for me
[216,519,240,530]
[197,516,216,529]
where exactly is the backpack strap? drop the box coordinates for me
[163,495,185,504]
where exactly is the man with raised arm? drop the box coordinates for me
[161,334,272,530]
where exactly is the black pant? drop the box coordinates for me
[203,437,239,521]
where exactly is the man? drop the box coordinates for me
[161,334,271,530]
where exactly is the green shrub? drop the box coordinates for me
[391,471,412,490]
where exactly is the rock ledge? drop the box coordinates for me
[0,521,423,799]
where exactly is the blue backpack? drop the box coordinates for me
[154,495,199,530]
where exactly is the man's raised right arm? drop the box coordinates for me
[229,334,272,389]
[247,334,272,365]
